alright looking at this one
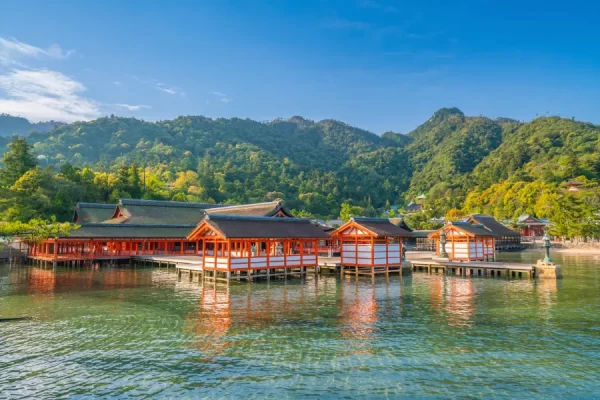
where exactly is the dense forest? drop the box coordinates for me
[0,109,598,237]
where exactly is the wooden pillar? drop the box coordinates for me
[227,240,232,271]
[213,239,217,270]
[266,239,271,270]
[385,237,389,267]
[247,240,251,269]
[370,236,375,267]
[466,235,470,261]
[355,234,358,267]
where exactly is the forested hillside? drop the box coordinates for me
[0,109,598,237]
[0,114,65,137]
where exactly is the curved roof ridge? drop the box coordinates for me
[82,223,197,228]
[76,202,115,209]
[206,214,310,223]
[204,201,281,211]
[118,198,228,209]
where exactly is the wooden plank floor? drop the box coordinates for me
[318,256,341,266]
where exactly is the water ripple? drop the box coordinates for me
[0,254,599,398]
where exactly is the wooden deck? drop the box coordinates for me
[411,259,534,278]
[26,250,537,281]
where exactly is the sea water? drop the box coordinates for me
[0,251,598,398]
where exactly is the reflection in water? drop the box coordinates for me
[28,268,56,296]
[537,278,558,311]
[426,275,476,327]
[445,279,475,327]
[1,254,599,399]
[339,280,378,354]
[187,283,232,358]
[7,266,159,297]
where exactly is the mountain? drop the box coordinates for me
[0,114,66,137]
[0,109,598,222]
[19,115,411,213]
[403,108,504,196]
[470,117,600,187]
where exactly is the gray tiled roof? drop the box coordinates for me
[194,215,331,239]
[63,224,195,239]
[73,203,116,224]
[348,217,413,237]
[204,201,294,218]
[465,214,520,237]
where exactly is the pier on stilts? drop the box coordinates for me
[20,199,557,284]
[411,260,534,279]
[330,217,414,279]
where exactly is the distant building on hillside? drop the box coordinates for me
[403,201,422,213]
[564,179,584,192]
[429,217,445,225]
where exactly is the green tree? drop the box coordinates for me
[1,138,37,187]
[25,216,78,243]
[340,202,364,222]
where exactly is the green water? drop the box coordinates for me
[1,252,599,399]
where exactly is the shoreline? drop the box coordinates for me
[555,248,600,255]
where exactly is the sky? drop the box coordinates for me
[0,0,598,134]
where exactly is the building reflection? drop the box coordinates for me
[445,279,475,327]
[183,278,325,358]
[339,280,378,354]
[426,275,475,327]
[27,268,57,296]
[20,266,156,296]
[186,284,232,358]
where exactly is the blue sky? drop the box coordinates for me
[0,0,598,133]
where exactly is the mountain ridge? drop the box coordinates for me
[0,109,597,219]
[0,114,67,137]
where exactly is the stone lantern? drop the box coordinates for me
[439,228,449,259]
[542,232,553,263]
[535,230,562,279]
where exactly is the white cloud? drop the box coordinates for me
[113,81,122,86]
[158,86,177,95]
[127,74,182,96]
[212,91,231,103]
[116,103,151,111]
[0,69,100,122]
[0,37,75,65]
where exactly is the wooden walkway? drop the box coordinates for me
[317,256,342,274]
[411,259,534,278]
